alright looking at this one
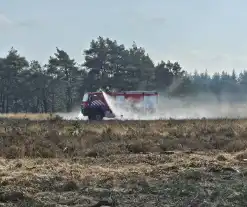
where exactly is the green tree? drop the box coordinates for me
[0,47,29,113]
[83,36,111,90]
[46,48,80,112]
[155,61,173,91]
[128,42,155,90]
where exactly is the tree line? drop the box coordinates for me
[0,36,247,113]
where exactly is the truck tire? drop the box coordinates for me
[88,111,104,121]
[94,113,103,121]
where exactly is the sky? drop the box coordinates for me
[0,0,247,75]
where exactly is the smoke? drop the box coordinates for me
[57,111,86,120]
[56,106,86,120]
[155,94,247,119]
[101,91,247,120]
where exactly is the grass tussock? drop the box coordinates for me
[1,116,247,206]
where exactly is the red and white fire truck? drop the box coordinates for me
[81,91,158,120]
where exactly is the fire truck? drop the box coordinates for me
[81,91,158,120]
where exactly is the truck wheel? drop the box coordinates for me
[88,112,103,121]
[94,113,103,121]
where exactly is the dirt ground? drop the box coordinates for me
[1,117,247,206]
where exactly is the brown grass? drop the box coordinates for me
[0,113,53,120]
[1,116,247,206]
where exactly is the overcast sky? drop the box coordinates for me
[0,0,247,74]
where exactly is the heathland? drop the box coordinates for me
[1,114,247,206]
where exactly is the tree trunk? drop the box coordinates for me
[66,86,72,112]
[42,89,48,113]
[5,95,9,113]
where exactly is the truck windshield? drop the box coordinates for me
[82,93,89,102]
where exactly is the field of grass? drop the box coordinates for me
[1,115,247,206]
[0,113,53,120]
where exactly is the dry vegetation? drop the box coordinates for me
[0,113,53,121]
[1,115,247,206]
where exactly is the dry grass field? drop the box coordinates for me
[0,113,54,120]
[1,114,247,206]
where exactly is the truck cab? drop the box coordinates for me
[81,92,110,121]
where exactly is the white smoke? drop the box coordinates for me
[57,111,86,120]
[101,91,247,120]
